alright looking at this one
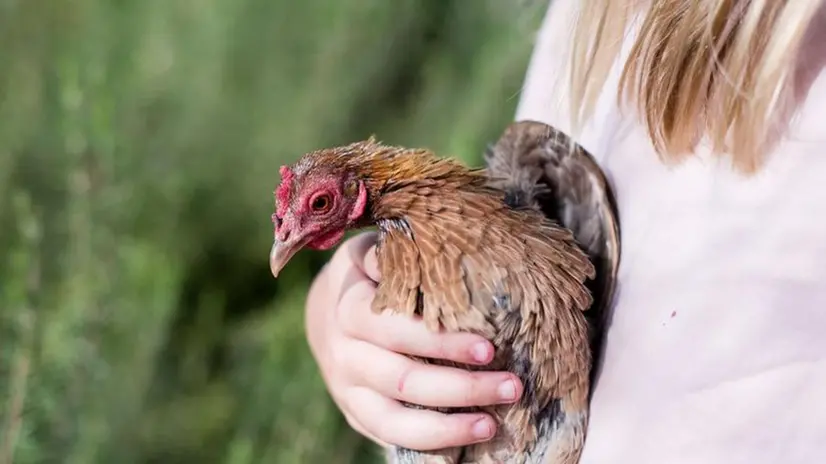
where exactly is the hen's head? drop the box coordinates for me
[269,158,368,278]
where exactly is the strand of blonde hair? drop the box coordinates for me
[568,0,822,173]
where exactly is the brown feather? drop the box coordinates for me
[285,121,621,464]
[485,120,622,389]
[364,147,595,463]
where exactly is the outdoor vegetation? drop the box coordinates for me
[0,1,545,462]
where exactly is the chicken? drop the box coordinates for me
[269,120,621,464]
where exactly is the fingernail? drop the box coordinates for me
[470,342,490,363]
[472,417,494,440]
[498,379,517,401]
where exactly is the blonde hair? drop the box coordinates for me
[569,0,823,173]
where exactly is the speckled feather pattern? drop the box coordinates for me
[484,121,621,390]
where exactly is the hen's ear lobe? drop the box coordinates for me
[343,178,359,197]
[347,180,368,222]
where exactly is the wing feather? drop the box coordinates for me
[374,185,594,404]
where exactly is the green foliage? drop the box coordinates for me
[0,0,544,462]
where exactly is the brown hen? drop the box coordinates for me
[269,121,620,464]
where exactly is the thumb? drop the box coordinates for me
[342,231,380,282]
[327,231,380,293]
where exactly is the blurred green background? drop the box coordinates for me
[0,1,545,462]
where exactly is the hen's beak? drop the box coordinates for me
[269,236,303,278]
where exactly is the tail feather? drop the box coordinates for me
[485,120,621,388]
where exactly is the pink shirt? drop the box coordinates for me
[516,1,826,463]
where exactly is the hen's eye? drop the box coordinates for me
[310,194,332,213]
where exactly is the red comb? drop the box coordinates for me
[275,165,294,220]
